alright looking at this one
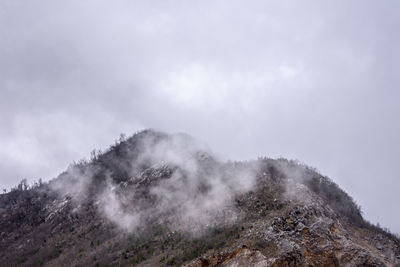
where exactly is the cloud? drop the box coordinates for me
[1,0,400,234]
[51,131,259,234]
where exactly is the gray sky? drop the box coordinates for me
[1,0,399,233]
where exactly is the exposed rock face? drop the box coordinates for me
[186,206,397,266]
[186,246,273,267]
[186,178,400,266]
[0,130,399,266]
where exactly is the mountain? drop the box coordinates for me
[0,130,399,266]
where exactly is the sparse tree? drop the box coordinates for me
[17,179,28,191]
[90,149,97,161]
[119,133,126,143]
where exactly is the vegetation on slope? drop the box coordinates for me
[0,130,398,266]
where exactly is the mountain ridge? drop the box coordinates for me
[1,130,399,266]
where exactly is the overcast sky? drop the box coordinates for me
[1,0,399,233]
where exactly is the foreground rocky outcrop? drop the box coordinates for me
[0,130,399,266]
[188,189,400,266]
[186,245,273,267]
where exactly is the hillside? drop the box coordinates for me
[0,130,399,266]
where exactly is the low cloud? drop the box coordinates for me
[51,131,258,234]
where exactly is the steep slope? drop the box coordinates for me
[0,130,399,266]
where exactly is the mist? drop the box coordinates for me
[50,131,259,234]
[1,0,400,234]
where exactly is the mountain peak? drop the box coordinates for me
[1,131,399,266]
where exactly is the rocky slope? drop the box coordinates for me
[0,130,399,266]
